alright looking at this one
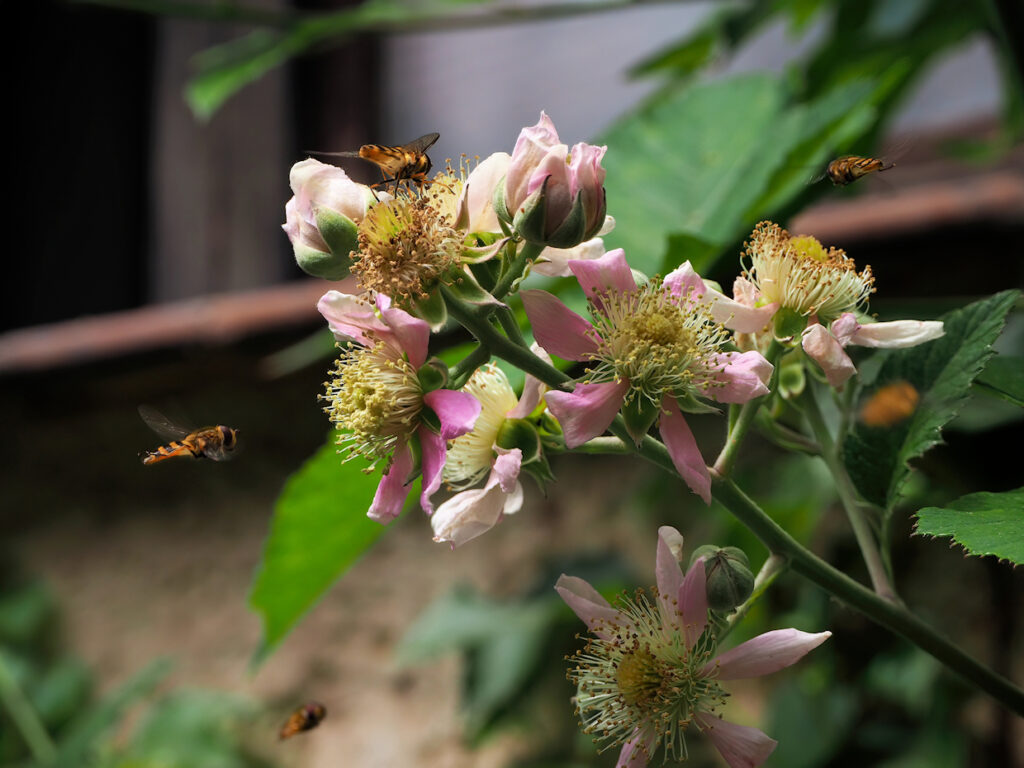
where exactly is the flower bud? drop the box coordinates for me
[282,159,376,279]
[689,546,754,613]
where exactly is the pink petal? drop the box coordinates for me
[528,145,573,228]
[849,319,945,348]
[616,729,657,768]
[378,302,430,369]
[567,141,607,234]
[693,712,777,768]
[507,344,551,418]
[424,389,481,440]
[368,443,413,523]
[679,556,708,649]
[830,313,860,346]
[318,291,389,346]
[431,482,507,548]
[656,526,686,632]
[555,574,626,640]
[506,112,561,212]
[520,290,598,362]
[664,265,776,333]
[545,380,629,448]
[491,447,522,493]
[704,351,772,404]
[663,260,707,298]
[732,276,759,308]
[706,629,832,681]
[658,398,711,504]
[568,248,637,304]
[417,426,447,515]
[802,324,857,387]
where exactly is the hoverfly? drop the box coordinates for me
[859,380,919,427]
[313,132,440,195]
[279,701,326,740]
[818,155,896,187]
[138,405,239,465]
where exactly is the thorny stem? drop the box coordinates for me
[449,344,491,389]
[800,385,899,603]
[443,290,1024,716]
[492,241,546,301]
[713,340,785,476]
[720,554,788,641]
[0,653,58,764]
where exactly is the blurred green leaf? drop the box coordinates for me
[973,353,1024,406]
[0,582,55,648]
[599,73,876,275]
[766,673,857,768]
[29,658,92,730]
[249,434,386,664]
[843,291,1019,510]
[914,487,1024,564]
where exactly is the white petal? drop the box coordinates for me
[850,319,945,348]
[705,629,832,680]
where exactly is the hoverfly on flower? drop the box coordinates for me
[313,132,440,195]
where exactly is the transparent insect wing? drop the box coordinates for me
[404,132,439,154]
[138,405,192,441]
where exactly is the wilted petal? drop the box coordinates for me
[850,319,945,348]
[521,290,598,362]
[318,291,389,346]
[555,574,625,639]
[460,152,510,233]
[658,398,711,504]
[546,380,629,448]
[568,248,637,304]
[656,526,686,631]
[679,556,708,648]
[707,629,832,681]
[705,351,772,404]
[533,237,605,278]
[802,324,856,387]
[424,389,481,440]
[507,344,551,418]
[616,728,657,768]
[693,712,777,768]
[431,481,507,548]
[368,443,414,523]
[491,447,522,493]
[418,426,447,515]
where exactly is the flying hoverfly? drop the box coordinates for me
[859,380,920,427]
[313,132,440,195]
[817,155,896,187]
[279,701,326,740]
[138,405,239,466]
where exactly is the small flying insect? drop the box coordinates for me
[817,155,896,187]
[138,405,240,466]
[313,132,440,195]
[279,701,326,740]
[859,380,920,427]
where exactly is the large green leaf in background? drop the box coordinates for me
[842,291,1020,511]
[598,73,876,276]
[249,434,387,664]
[915,488,1024,565]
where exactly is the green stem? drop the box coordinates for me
[720,553,788,641]
[713,340,785,476]
[575,436,632,454]
[801,386,899,603]
[0,653,58,764]
[444,288,1024,714]
[492,241,545,301]
[449,344,490,389]
[496,305,528,348]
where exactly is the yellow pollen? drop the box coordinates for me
[790,234,829,262]
[616,646,664,706]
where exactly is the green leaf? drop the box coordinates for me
[974,354,1024,406]
[914,488,1024,565]
[599,73,876,275]
[249,434,388,664]
[843,291,1019,510]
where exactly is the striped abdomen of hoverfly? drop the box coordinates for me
[140,426,238,465]
[825,156,894,186]
[358,144,433,183]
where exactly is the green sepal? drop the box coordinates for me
[417,359,448,394]
[540,189,589,249]
[777,348,806,400]
[522,453,556,493]
[773,307,808,340]
[446,266,504,307]
[496,418,542,464]
[419,405,442,434]
[405,431,424,486]
[492,175,512,225]
[413,288,448,332]
[621,397,661,445]
[511,179,549,245]
[674,391,721,415]
[292,240,349,281]
[316,206,359,259]
[689,545,754,613]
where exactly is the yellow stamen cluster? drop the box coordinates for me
[568,588,725,761]
[351,176,464,304]
[585,281,730,405]
[443,364,517,489]
[321,341,423,469]
[743,221,874,322]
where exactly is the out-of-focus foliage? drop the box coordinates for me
[973,353,1024,406]
[842,291,1019,511]
[915,487,1024,564]
[249,432,386,664]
